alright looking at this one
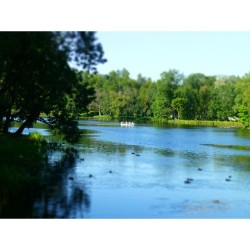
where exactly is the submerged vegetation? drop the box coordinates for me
[202,143,250,151]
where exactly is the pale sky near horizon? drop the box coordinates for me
[96,32,250,81]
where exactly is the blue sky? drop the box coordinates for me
[96,32,250,81]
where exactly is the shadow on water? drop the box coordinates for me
[3,120,250,218]
[0,145,91,218]
[33,147,91,218]
[0,127,140,218]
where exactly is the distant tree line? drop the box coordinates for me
[85,68,250,127]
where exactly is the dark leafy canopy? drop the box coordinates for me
[54,32,106,73]
[0,32,106,142]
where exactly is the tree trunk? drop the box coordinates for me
[98,106,101,116]
[14,115,35,136]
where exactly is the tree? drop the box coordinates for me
[173,82,197,120]
[0,32,106,142]
[171,97,187,119]
[177,73,215,120]
[234,73,250,127]
[151,70,183,119]
[208,76,237,120]
[137,78,155,118]
[237,105,249,128]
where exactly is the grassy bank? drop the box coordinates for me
[92,115,113,121]
[165,119,243,128]
[84,115,244,128]
[0,133,47,184]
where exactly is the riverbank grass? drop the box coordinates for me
[0,133,47,183]
[84,115,244,128]
[166,119,243,128]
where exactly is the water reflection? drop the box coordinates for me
[235,128,250,139]
[0,182,39,218]
[0,145,91,218]
[79,130,144,156]
[33,183,90,218]
[3,120,250,218]
[32,147,90,218]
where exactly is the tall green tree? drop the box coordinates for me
[234,73,250,127]
[175,73,215,120]
[0,32,106,142]
[208,76,237,120]
[171,97,187,119]
[137,78,155,118]
[151,70,183,119]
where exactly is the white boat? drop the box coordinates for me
[120,121,135,127]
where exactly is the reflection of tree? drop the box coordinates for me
[0,183,39,218]
[0,147,91,218]
[34,184,90,218]
[0,126,146,218]
[235,128,250,139]
[33,148,91,218]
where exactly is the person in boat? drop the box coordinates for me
[120,121,135,126]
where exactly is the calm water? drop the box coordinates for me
[4,120,250,218]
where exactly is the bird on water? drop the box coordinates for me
[184,178,194,184]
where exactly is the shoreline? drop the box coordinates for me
[83,115,244,128]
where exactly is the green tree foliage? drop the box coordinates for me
[87,69,249,128]
[209,76,237,120]
[171,97,187,119]
[151,70,184,119]
[176,73,215,120]
[137,78,155,118]
[234,73,250,127]
[238,105,249,128]
[0,32,106,142]
[87,69,141,119]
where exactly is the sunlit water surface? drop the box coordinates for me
[5,120,250,218]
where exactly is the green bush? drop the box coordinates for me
[0,134,47,183]
[28,132,43,141]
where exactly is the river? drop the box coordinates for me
[4,120,250,218]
